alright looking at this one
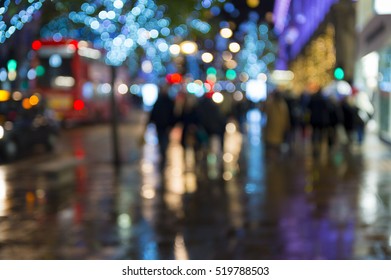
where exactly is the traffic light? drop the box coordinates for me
[334,67,345,80]
[226,69,237,80]
[7,59,17,72]
[36,65,45,76]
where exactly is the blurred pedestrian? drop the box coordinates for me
[354,90,374,145]
[196,95,227,149]
[283,90,301,150]
[298,90,311,139]
[341,96,357,144]
[195,95,227,173]
[307,88,331,157]
[263,90,290,158]
[327,95,344,149]
[232,95,250,133]
[144,85,176,169]
[177,94,201,151]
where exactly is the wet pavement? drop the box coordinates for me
[1,109,391,260]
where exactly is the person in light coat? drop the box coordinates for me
[354,90,374,144]
[263,90,290,156]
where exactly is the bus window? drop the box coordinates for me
[37,56,73,89]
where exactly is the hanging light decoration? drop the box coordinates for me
[0,0,46,43]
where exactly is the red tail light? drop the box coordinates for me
[73,100,85,111]
[32,40,42,51]
[69,40,79,50]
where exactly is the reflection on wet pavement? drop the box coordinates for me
[1,109,391,259]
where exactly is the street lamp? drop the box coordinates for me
[229,42,241,53]
[201,52,214,63]
[169,40,200,78]
[220,28,233,39]
[169,44,181,56]
[179,41,198,55]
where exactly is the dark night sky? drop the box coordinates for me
[229,0,276,24]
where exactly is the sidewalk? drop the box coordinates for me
[1,108,391,259]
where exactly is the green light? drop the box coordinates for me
[226,69,236,80]
[36,65,45,76]
[7,59,17,71]
[206,67,217,76]
[334,67,344,80]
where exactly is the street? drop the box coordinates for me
[0,109,391,260]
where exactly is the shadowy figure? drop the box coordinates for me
[354,90,374,145]
[146,85,175,169]
[283,90,301,151]
[307,88,331,157]
[178,94,200,150]
[341,96,357,144]
[298,91,312,139]
[196,95,227,151]
[263,90,290,158]
[327,96,344,149]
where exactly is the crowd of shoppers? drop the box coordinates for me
[142,82,374,171]
[144,84,228,170]
[263,85,374,158]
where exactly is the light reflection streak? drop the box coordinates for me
[223,119,242,176]
[164,192,184,218]
[174,233,189,260]
[184,172,197,193]
[359,191,380,225]
[165,143,186,195]
[364,171,379,192]
[243,109,266,223]
[246,109,264,183]
[359,171,381,225]
[0,168,8,217]
[118,213,132,228]
[141,188,156,199]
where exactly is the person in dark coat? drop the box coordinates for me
[341,96,357,143]
[283,90,301,150]
[307,88,331,157]
[327,96,344,148]
[178,94,200,150]
[147,86,175,168]
[196,95,227,149]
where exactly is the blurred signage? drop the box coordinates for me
[47,94,73,110]
[78,47,101,60]
[38,46,75,58]
[374,0,391,14]
[270,70,294,83]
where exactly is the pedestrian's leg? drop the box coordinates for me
[312,126,321,158]
[357,125,364,145]
[157,131,169,170]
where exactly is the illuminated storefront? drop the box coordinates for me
[356,0,391,142]
[289,25,336,93]
[274,0,356,94]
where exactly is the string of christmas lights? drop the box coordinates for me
[0,0,46,43]
[237,12,276,80]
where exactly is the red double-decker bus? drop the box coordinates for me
[30,39,130,125]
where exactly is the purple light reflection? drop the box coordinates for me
[273,0,292,34]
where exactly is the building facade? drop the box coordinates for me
[274,0,356,94]
[355,0,391,142]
